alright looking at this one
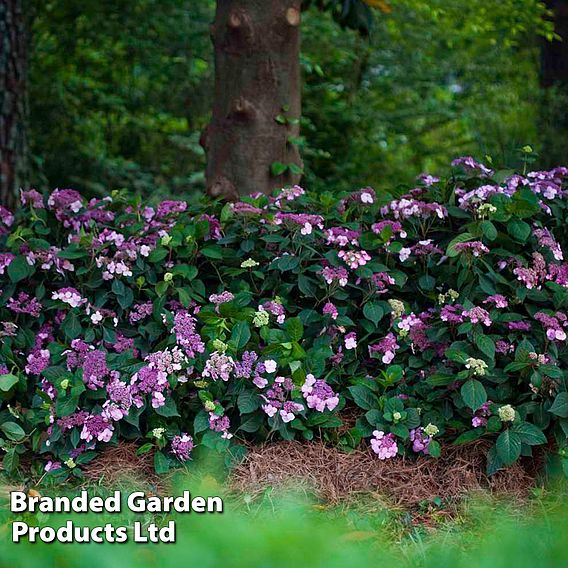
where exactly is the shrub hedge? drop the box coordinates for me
[1,157,568,478]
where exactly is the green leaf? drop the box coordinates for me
[428,439,441,458]
[0,421,25,441]
[453,428,485,445]
[486,445,503,476]
[147,247,168,263]
[348,385,378,411]
[363,302,384,326]
[549,392,568,418]
[56,395,79,417]
[154,451,171,474]
[496,430,522,465]
[238,412,263,433]
[0,374,19,392]
[507,219,531,243]
[418,274,436,290]
[444,348,469,364]
[271,162,288,176]
[446,233,474,257]
[475,334,495,360]
[201,245,223,259]
[155,398,180,417]
[272,255,299,272]
[510,422,547,446]
[480,220,497,241]
[3,448,19,473]
[284,318,304,341]
[62,311,82,340]
[225,445,248,469]
[461,379,487,411]
[231,321,251,349]
[7,255,35,283]
[237,390,260,414]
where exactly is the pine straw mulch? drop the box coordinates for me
[81,439,543,511]
[82,442,167,491]
[229,439,542,508]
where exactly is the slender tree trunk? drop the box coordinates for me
[203,0,303,200]
[543,1,568,88]
[0,0,29,209]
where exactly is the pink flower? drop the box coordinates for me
[344,332,357,350]
[338,249,371,270]
[323,302,338,320]
[370,430,398,459]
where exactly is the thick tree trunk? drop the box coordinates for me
[0,0,29,209]
[203,0,303,200]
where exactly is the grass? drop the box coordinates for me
[1,458,567,568]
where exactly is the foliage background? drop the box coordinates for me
[28,0,559,198]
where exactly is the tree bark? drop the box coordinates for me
[0,0,29,209]
[204,0,303,200]
[542,0,568,88]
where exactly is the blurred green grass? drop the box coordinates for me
[1,473,567,568]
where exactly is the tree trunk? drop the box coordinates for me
[203,0,303,200]
[0,0,29,209]
[541,1,568,167]
[542,1,568,88]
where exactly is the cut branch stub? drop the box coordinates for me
[285,7,301,26]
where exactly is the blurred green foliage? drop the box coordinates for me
[1,473,568,567]
[28,0,557,197]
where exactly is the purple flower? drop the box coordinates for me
[171,433,194,461]
[25,349,51,375]
[535,311,567,341]
[0,205,15,227]
[381,197,447,220]
[0,253,15,275]
[274,212,324,235]
[52,287,86,308]
[369,333,399,364]
[320,265,348,287]
[7,292,42,317]
[301,374,339,412]
[483,295,509,309]
[409,427,431,455]
[370,431,398,459]
[234,351,259,379]
[344,332,357,350]
[21,189,45,208]
[451,156,493,177]
[338,249,371,270]
[323,302,338,320]
[455,241,490,257]
[82,350,109,390]
[80,414,114,443]
[325,227,361,247]
[202,351,234,382]
[173,311,205,358]
[463,306,492,327]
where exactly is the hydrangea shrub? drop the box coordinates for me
[1,158,568,479]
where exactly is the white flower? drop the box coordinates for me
[264,359,277,373]
[465,357,488,376]
[498,404,516,423]
[152,427,166,440]
[399,247,412,262]
[424,423,439,437]
[91,311,103,324]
